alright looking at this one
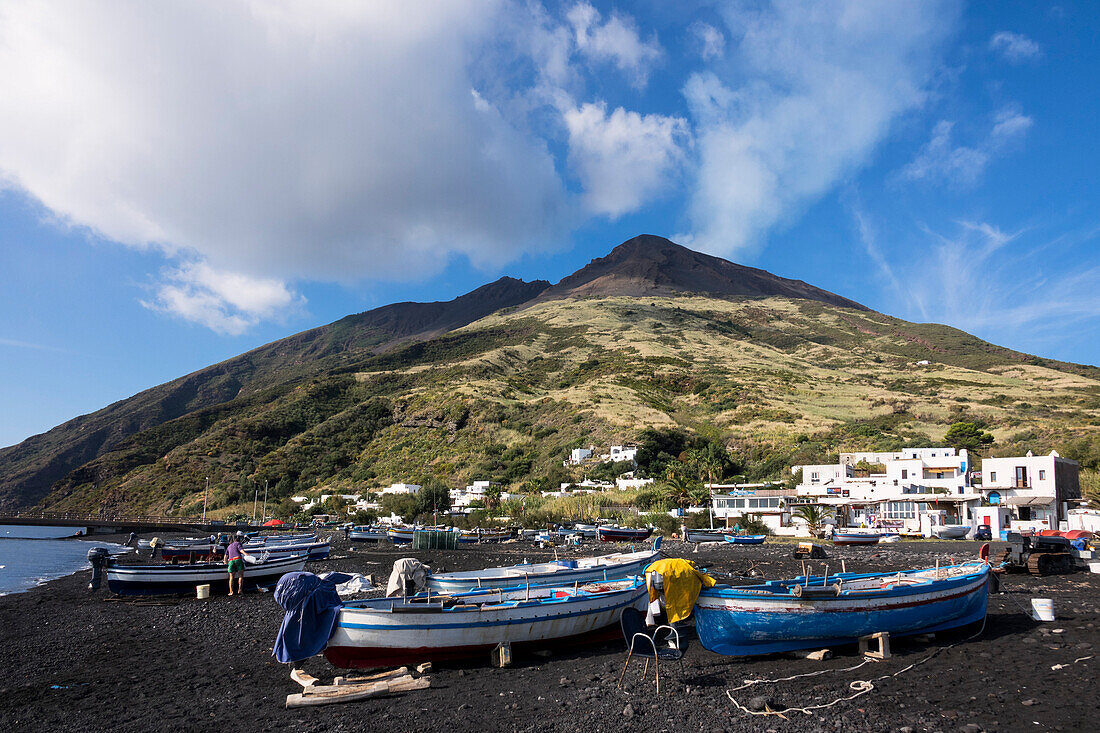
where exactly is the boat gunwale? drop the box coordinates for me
[699,564,989,602]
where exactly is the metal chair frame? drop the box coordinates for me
[616,624,683,695]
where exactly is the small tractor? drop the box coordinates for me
[1001,532,1075,576]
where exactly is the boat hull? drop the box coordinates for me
[686,530,728,543]
[932,526,971,539]
[348,531,387,542]
[724,535,766,545]
[695,565,990,656]
[105,555,307,596]
[325,581,648,669]
[832,533,881,546]
[596,527,653,542]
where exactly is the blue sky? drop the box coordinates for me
[1,1,1098,448]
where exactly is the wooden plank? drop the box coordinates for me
[290,668,319,689]
[286,676,429,708]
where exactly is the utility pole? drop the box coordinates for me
[252,484,258,523]
[202,476,209,523]
[262,480,269,522]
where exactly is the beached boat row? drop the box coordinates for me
[311,555,991,668]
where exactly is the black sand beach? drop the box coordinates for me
[1,536,1097,732]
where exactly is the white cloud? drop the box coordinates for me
[562,102,688,218]
[690,22,725,60]
[897,222,1100,355]
[900,108,1032,187]
[0,1,570,320]
[989,31,1042,62]
[142,262,303,335]
[683,1,957,256]
[566,3,662,88]
[0,337,66,353]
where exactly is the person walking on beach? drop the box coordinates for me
[225,532,245,596]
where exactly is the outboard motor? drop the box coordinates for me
[87,547,110,591]
[126,532,138,548]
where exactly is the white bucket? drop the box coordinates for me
[1031,598,1054,622]
[1088,560,1100,575]
[196,584,211,600]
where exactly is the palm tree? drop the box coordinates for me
[483,485,503,514]
[660,473,701,513]
[793,504,835,538]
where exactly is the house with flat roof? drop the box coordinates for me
[978,450,1080,533]
[791,448,979,533]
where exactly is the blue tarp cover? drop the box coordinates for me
[272,571,343,664]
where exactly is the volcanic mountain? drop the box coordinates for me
[1,235,1096,514]
[537,234,867,310]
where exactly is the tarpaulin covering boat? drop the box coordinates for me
[694,563,990,656]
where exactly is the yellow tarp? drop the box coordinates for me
[644,557,717,623]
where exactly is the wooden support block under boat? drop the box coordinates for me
[858,632,891,660]
[332,667,410,686]
[285,675,429,708]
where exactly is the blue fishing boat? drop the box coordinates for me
[694,563,990,656]
[723,534,766,545]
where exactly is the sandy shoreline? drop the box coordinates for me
[1,535,1097,732]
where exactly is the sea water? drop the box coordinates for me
[0,525,128,595]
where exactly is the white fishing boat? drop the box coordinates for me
[103,554,307,596]
[325,576,648,668]
[425,538,663,592]
[349,526,388,542]
[685,528,728,543]
[932,525,971,539]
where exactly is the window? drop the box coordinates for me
[1014,466,1028,488]
[810,472,819,483]
[1038,470,1046,480]
[901,469,908,479]
[884,501,916,520]
[989,471,996,482]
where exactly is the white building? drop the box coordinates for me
[792,448,979,532]
[606,445,638,463]
[564,447,593,466]
[708,488,792,532]
[616,476,654,490]
[978,450,1080,533]
[563,444,638,467]
[380,482,421,496]
[450,480,515,510]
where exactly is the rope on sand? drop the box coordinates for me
[726,616,988,717]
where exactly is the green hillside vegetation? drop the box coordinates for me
[38,295,1100,518]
